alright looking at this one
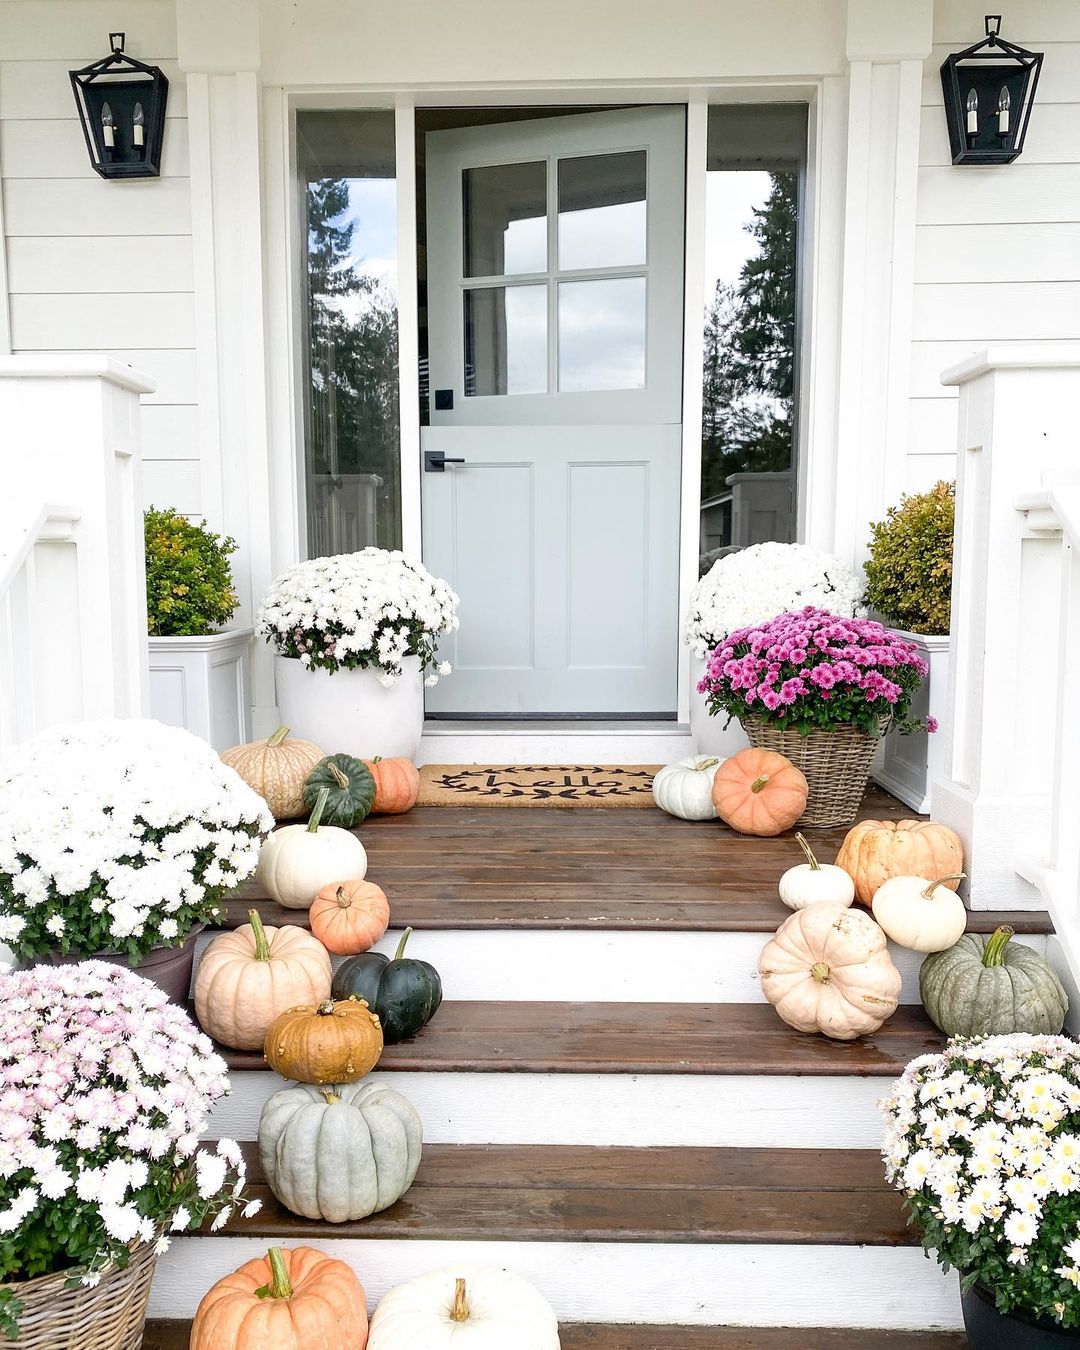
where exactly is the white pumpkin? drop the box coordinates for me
[872,872,968,953]
[256,786,367,909]
[778,833,856,911]
[652,756,721,820]
[368,1267,560,1350]
[258,1080,422,1222]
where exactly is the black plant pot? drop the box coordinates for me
[962,1281,1080,1348]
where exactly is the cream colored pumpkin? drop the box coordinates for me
[221,726,324,820]
[651,756,721,820]
[257,787,368,909]
[872,872,967,953]
[758,902,901,1040]
[367,1267,559,1350]
[778,833,856,911]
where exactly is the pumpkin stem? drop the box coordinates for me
[794,832,820,870]
[327,761,350,790]
[316,999,336,1016]
[371,755,383,765]
[267,726,290,748]
[321,1089,342,1104]
[451,1278,470,1323]
[334,885,351,910]
[393,927,413,961]
[750,774,769,794]
[694,757,720,771]
[306,786,330,833]
[983,925,1015,967]
[248,909,271,963]
[921,873,966,900]
[810,961,831,984]
[257,1247,293,1300]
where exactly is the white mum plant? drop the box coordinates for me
[684,542,864,659]
[257,548,460,688]
[0,962,255,1337]
[0,719,272,963]
[882,1035,1080,1329]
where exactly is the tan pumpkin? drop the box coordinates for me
[222,726,325,820]
[364,756,421,814]
[758,902,902,1040]
[264,997,384,1084]
[836,818,964,905]
[711,748,808,836]
[309,881,390,956]
[194,910,332,1050]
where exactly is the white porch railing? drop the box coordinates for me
[0,357,154,749]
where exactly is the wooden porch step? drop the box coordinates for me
[217,999,945,1076]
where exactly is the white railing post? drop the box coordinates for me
[932,345,1080,912]
[0,356,155,746]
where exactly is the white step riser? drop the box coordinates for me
[194,928,1047,1004]
[150,1238,962,1329]
[208,1070,892,1148]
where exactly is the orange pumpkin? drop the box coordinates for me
[711,748,808,836]
[309,881,390,956]
[190,1245,368,1350]
[264,998,384,1084]
[836,818,964,906]
[363,756,420,814]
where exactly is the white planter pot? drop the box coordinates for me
[148,629,253,751]
[688,654,749,760]
[275,654,424,760]
[871,630,950,814]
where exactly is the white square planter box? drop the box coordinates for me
[148,629,253,751]
[872,630,949,815]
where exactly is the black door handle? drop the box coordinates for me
[425,451,466,473]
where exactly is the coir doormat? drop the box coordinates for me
[418,764,662,808]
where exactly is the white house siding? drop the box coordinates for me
[0,1,199,516]
[909,0,1080,494]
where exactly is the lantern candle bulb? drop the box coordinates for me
[133,102,144,147]
[101,101,115,148]
[965,88,979,135]
[997,86,1010,135]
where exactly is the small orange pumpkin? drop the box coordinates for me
[836,818,965,905]
[264,998,384,1084]
[363,756,420,814]
[309,880,390,956]
[190,1245,368,1349]
[711,748,808,836]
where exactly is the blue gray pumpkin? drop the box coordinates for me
[919,925,1067,1037]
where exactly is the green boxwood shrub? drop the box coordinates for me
[864,480,954,635]
[145,506,238,637]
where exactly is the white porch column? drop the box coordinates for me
[932,347,1080,912]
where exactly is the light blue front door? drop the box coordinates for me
[422,107,685,716]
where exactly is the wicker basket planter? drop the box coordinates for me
[0,1238,157,1349]
[742,715,889,828]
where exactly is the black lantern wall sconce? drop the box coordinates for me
[940,15,1042,165]
[70,33,168,179]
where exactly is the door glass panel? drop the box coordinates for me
[465,284,548,396]
[558,150,647,271]
[558,276,646,392]
[463,161,547,277]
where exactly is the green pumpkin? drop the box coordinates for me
[331,928,443,1043]
[301,754,376,828]
[920,925,1068,1037]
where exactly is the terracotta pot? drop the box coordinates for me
[39,925,204,1004]
[962,1281,1080,1348]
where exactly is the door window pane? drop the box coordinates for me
[463,161,547,277]
[465,285,548,396]
[558,150,647,271]
[558,277,646,392]
[298,110,400,559]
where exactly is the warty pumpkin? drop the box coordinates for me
[264,997,384,1084]
[258,1080,423,1222]
[309,880,390,956]
[871,872,968,952]
[364,756,421,814]
[367,1266,560,1350]
[221,726,324,821]
[711,747,808,836]
[920,925,1068,1037]
[759,902,902,1040]
[256,786,368,909]
[836,818,964,905]
[190,1245,368,1350]
[193,909,332,1050]
[651,756,721,820]
[778,833,856,911]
